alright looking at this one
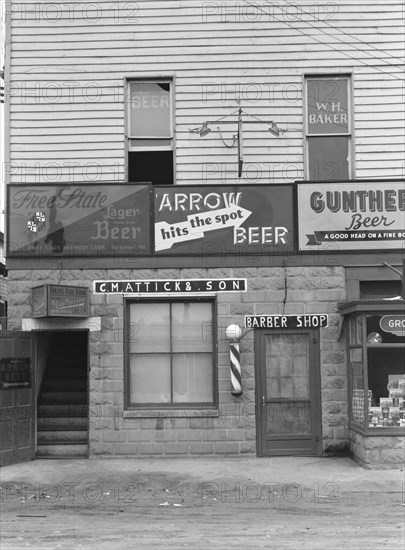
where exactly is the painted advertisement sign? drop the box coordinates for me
[306,77,349,134]
[154,185,294,254]
[7,184,151,257]
[380,315,405,336]
[32,284,89,318]
[0,358,31,389]
[128,82,171,138]
[298,182,405,251]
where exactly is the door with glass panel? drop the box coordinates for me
[255,329,321,456]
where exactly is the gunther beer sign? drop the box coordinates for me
[7,184,151,257]
[154,185,294,254]
[298,181,405,251]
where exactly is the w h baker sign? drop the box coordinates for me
[298,181,405,251]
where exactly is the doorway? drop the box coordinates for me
[255,329,322,456]
[35,330,89,459]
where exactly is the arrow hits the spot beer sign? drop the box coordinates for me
[154,185,294,255]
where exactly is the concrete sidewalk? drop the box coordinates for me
[1,456,403,493]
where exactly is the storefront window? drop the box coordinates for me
[344,305,405,433]
[366,315,405,429]
[125,300,215,408]
[350,347,365,425]
[360,281,402,300]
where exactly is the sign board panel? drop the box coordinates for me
[245,314,328,329]
[0,357,31,389]
[298,182,405,251]
[307,78,349,134]
[31,285,47,317]
[7,184,151,258]
[380,315,405,336]
[154,185,295,255]
[94,278,247,294]
[128,82,171,138]
[32,284,89,317]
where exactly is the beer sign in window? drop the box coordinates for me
[128,82,171,139]
[127,80,174,185]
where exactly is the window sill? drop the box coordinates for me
[123,408,219,419]
[350,423,405,437]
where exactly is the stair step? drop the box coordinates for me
[42,380,87,392]
[37,417,87,430]
[39,392,87,404]
[36,444,88,458]
[38,404,88,417]
[44,374,87,383]
[47,357,86,367]
[37,430,88,443]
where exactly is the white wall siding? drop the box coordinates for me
[7,0,405,184]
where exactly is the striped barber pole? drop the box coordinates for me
[230,342,242,397]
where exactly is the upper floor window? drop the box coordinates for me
[305,75,353,181]
[127,80,174,185]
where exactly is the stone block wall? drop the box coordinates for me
[6,265,348,457]
[350,430,405,469]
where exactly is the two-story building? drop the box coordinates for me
[1,1,404,468]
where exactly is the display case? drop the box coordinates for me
[340,301,405,435]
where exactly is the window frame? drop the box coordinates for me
[341,302,405,436]
[304,74,355,181]
[124,297,217,411]
[125,77,176,183]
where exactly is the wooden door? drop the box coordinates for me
[0,332,35,466]
[256,329,322,456]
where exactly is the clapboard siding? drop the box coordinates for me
[7,0,404,184]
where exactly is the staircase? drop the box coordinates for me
[37,333,88,458]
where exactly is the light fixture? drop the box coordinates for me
[268,122,280,137]
[199,121,211,137]
[189,104,291,178]
[225,324,242,341]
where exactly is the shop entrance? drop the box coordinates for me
[255,329,322,456]
[35,330,89,459]
[0,330,88,466]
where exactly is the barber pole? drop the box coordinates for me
[230,341,242,397]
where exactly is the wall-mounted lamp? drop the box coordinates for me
[198,121,212,137]
[268,122,280,137]
[225,324,243,397]
[190,106,289,178]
